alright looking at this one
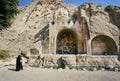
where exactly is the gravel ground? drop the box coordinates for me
[0,66,120,81]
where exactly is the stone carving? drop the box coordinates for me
[30,48,39,55]
[57,30,77,54]
[54,7,69,23]
[0,1,119,69]
[92,35,117,55]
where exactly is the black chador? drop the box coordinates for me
[16,55,23,71]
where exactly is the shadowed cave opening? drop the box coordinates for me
[92,35,117,55]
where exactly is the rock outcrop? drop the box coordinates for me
[105,5,120,28]
[0,0,76,55]
[0,0,120,68]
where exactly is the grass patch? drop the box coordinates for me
[0,50,10,60]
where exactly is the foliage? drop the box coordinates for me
[0,0,19,30]
[0,50,10,60]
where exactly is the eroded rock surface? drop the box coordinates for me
[0,0,120,68]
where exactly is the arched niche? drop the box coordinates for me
[56,29,77,54]
[91,35,117,55]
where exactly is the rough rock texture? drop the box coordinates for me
[0,0,120,68]
[105,5,120,28]
[0,0,76,55]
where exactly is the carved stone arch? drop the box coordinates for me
[91,35,117,55]
[56,29,78,54]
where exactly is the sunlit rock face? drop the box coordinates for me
[0,0,120,68]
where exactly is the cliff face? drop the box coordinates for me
[105,5,120,28]
[0,0,119,55]
[0,0,76,55]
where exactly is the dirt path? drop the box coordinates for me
[0,66,120,81]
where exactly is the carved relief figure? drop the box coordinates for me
[57,30,77,54]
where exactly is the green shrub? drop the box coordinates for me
[0,0,19,30]
[0,50,10,60]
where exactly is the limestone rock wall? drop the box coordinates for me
[0,1,120,67]
[0,0,76,55]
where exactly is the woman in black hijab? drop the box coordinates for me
[16,55,23,71]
